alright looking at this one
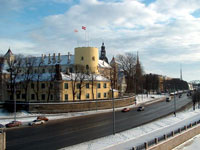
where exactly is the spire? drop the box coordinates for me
[136,51,140,65]
[99,42,108,63]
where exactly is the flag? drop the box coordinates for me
[74,29,78,32]
[82,26,86,30]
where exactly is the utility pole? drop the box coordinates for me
[174,86,176,117]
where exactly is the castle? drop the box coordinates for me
[0,43,125,102]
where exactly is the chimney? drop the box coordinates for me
[58,53,61,63]
[67,52,71,64]
[48,54,51,64]
[53,53,56,63]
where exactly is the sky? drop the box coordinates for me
[0,0,200,82]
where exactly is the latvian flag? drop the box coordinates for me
[82,26,86,30]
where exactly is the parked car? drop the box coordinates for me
[29,119,45,126]
[137,106,145,111]
[37,116,49,121]
[122,108,130,112]
[0,124,5,129]
[6,121,22,128]
[166,97,171,102]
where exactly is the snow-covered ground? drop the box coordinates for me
[0,94,166,125]
[173,134,200,150]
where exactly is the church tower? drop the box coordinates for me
[99,42,108,63]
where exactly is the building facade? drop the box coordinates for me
[1,46,118,102]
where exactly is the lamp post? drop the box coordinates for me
[174,86,176,117]
[112,87,115,135]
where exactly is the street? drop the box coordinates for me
[6,94,191,150]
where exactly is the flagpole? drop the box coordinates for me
[85,30,86,46]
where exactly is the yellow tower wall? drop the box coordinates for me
[74,47,99,73]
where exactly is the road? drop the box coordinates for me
[6,94,192,150]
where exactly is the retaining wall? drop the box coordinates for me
[0,131,6,150]
[28,97,135,113]
[149,124,200,150]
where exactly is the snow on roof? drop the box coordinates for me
[61,72,110,82]
[15,73,55,82]
[15,72,110,82]
[98,60,111,68]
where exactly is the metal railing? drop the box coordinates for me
[132,119,200,150]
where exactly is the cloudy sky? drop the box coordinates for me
[1,0,200,81]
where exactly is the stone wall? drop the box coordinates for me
[0,131,6,150]
[28,96,135,113]
[149,124,200,150]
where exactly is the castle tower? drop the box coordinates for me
[99,43,108,63]
[75,47,99,74]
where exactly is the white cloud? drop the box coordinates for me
[2,0,200,81]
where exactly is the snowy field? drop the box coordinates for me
[0,94,166,125]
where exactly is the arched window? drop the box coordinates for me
[81,56,84,61]
[86,65,89,70]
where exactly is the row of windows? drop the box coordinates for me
[31,83,53,89]
[64,83,107,89]
[64,92,107,100]
[81,56,95,61]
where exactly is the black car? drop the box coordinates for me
[137,106,145,111]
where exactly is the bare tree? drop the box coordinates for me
[32,58,44,101]
[20,56,36,101]
[5,55,23,101]
[116,53,136,93]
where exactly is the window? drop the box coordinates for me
[64,83,68,89]
[104,83,107,88]
[41,94,45,100]
[41,83,45,89]
[50,83,53,89]
[31,83,34,89]
[65,94,68,101]
[86,65,89,70]
[86,93,90,99]
[104,93,107,98]
[42,69,45,73]
[77,93,80,99]
[86,83,89,89]
[16,94,20,99]
[97,83,101,88]
[98,93,101,98]
[22,94,26,99]
[92,56,95,61]
[81,56,84,61]
[50,95,53,100]
[31,94,35,100]
[77,83,81,89]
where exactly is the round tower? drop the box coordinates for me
[74,47,99,74]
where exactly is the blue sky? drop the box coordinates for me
[1,0,200,82]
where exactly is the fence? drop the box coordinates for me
[132,119,200,150]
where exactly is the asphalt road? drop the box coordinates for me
[6,94,192,150]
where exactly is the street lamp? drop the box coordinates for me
[112,87,115,135]
[174,86,176,117]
